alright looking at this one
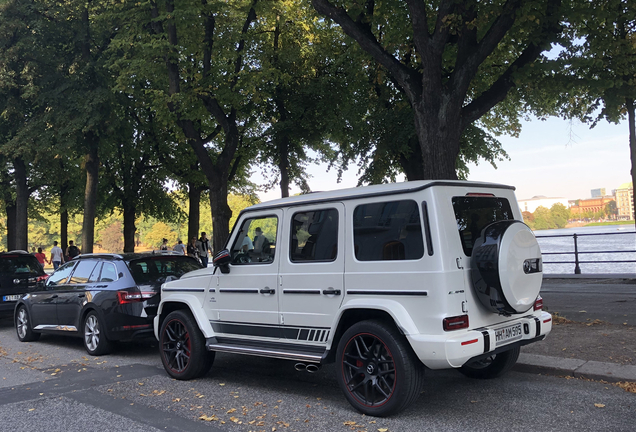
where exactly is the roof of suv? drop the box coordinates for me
[73,252,196,262]
[246,180,515,212]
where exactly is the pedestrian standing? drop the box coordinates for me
[50,241,64,270]
[173,239,186,255]
[196,232,212,267]
[160,238,169,251]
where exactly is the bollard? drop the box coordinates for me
[573,233,581,274]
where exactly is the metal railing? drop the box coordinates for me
[535,231,636,274]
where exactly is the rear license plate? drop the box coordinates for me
[494,323,523,346]
[2,295,21,302]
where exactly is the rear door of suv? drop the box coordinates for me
[56,259,100,328]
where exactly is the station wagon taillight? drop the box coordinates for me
[117,290,155,304]
[443,314,469,331]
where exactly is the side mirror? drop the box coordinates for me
[213,249,231,274]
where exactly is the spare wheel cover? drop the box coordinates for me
[472,221,542,314]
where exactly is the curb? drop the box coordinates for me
[515,353,636,383]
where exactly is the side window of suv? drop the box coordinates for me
[353,200,424,261]
[68,260,98,284]
[290,209,339,262]
[230,216,278,264]
[45,262,76,287]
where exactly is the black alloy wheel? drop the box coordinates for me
[336,320,424,417]
[458,346,520,379]
[160,310,214,380]
[15,305,40,342]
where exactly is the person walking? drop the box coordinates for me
[196,232,212,267]
[35,247,49,269]
[50,241,64,270]
[67,240,81,260]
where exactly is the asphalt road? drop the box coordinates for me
[0,314,635,432]
[540,278,636,325]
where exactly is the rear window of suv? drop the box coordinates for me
[0,255,45,275]
[452,196,514,256]
[128,257,201,285]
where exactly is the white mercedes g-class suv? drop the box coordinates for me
[155,180,551,416]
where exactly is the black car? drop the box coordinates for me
[14,252,202,355]
[0,251,48,315]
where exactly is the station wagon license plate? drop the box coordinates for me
[494,323,523,346]
[2,295,21,302]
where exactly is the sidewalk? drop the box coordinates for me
[514,274,636,383]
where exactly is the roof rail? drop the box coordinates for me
[77,253,124,259]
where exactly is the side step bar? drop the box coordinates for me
[206,338,325,363]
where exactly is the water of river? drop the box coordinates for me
[534,225,636,274]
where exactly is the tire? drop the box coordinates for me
[83,310,112,356]
[160,310,215,380]
[15,305,40,342]
[471,221,542,315]
[458,346,520,379]
[335,320,424,417]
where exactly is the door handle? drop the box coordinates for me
[322,289,341,296]
[78,293,86,298]
[50,294,58,299]
[259,288,275,294]
[94,285,108,288]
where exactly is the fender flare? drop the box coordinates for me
[331,298,420,339]
[155,294,215,339]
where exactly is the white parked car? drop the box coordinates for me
[155,180,551,416]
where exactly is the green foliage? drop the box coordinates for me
[550,203,571,228]
[100,222,124,253]
[526,204,570,230]
[144,222,178,249]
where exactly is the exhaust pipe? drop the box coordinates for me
[294,363,307,372]
[306,364,321,373]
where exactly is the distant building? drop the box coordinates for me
[569,196,615,217]
[591,188,606,198]
[616,182,634,220]
[517,196,569,213]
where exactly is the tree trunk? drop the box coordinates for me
[122,203,136,253]
[278,135,290,198]
[399,136,425,181]
[81,134,99,253]
[13,157,28,251]
[188,182,202,242]
[627,98,636,226]
[5,203,16,251]
[61,209,68,255]
[411,100,462,180]
[60,182,69,254]
[208,181,231,254]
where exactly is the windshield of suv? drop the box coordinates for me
[0,255,45,275]
[128,257,201,285]
[452,196,514,256]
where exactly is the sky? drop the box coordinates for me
[255,117,631,204]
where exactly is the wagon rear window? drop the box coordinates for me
[453,196,514,256]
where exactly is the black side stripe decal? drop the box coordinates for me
[162,288,205,293]
[283,290,321,295]
[347,290,428,296]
